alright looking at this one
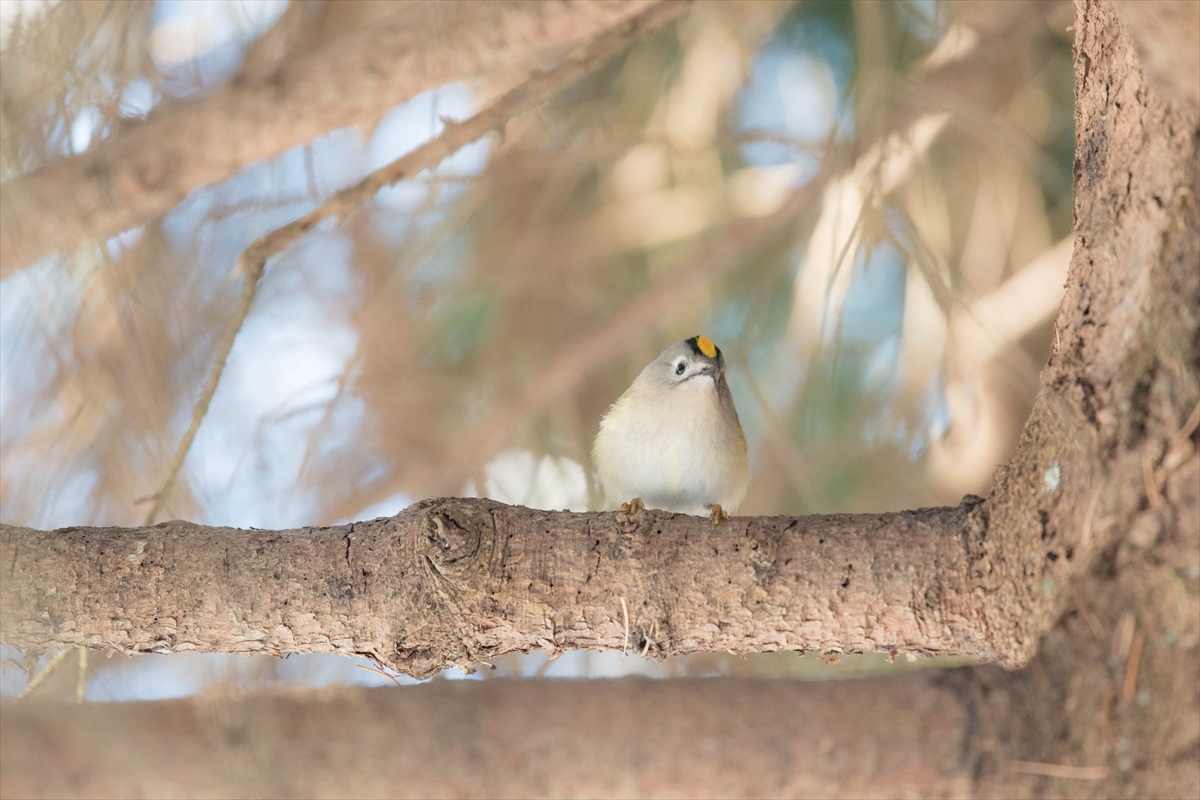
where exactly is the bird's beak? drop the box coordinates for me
[699,363,721,378]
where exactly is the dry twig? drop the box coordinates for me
[0,0,672,275]
[354,663,405,688]
[139,1,691,524]
[14,650,69,702]
[328,155,839,521]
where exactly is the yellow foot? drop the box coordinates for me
[620,498,645,514]
[708,504,728,525]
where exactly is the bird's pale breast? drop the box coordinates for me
[594,377,747,514]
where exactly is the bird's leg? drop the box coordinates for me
[708,504,728,525]
[620,497,645,514]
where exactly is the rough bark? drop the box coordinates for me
[977,0,1200,795]
[1,1,1197,797]
[1,499,1018,676]
[950,0,1200,677]
[1,0,1195,683]
[0,675,976,800]
[0,0,666,277]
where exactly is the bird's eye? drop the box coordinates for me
[674,361,686,376]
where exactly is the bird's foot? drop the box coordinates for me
[620,497,645,515]
[708,504,728,525]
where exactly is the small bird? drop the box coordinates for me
[593,335,749,524]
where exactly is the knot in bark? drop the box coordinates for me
[424,510,481,568]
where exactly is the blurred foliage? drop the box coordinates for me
[1,0,1076,696]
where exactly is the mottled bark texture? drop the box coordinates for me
[947,0,1200,671]
[0,0,1196,680]
[0,0,665,277]
[1,1,1198,797]
[0,676,977,800]
[1,500,1009,676]
[973,0,1200,795]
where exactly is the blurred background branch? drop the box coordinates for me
[136,0,690,526]
[1112,0,1200,109]
[2,3,1197,799]
[0,0,667,275]
[2,0,1079,688]
[0,675,986,798]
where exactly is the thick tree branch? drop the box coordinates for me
[0,0,673,276]
[0,0,1194,693]
[0,675,988,799]
[0,497,1026,676]
[1,3,1196,798]
[953,0,1200,666]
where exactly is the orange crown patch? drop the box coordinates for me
[695,335,717,359]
